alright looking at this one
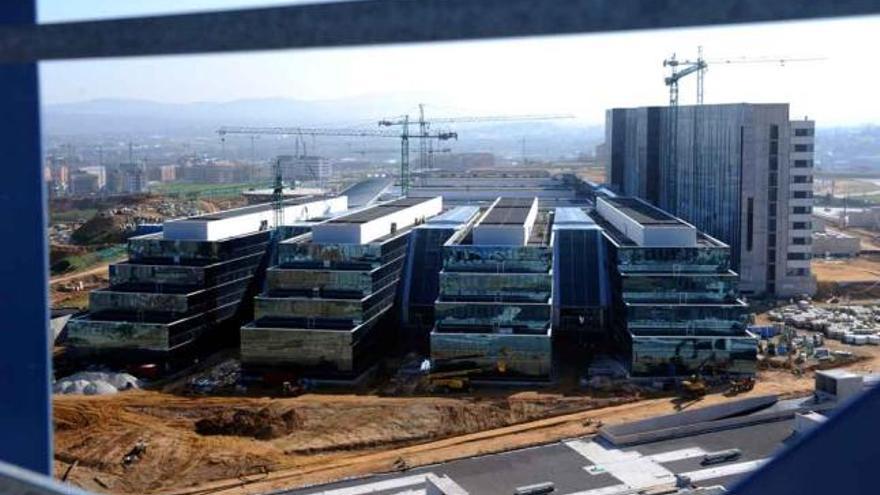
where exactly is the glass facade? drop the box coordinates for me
[600,207,756,378]
[620,271,738,303]
[66,230,272,353]
[629,335,758,377]
[431,219,553,380]
[552,221,610,335]
[241,229,412,374]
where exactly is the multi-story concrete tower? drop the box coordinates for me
[604,103,815,296]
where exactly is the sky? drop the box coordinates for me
[37,1,880,126]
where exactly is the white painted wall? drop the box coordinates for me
[312,196,443,244]
[473,198,539,246]
[596,197,696,247]
[163,196,348,241]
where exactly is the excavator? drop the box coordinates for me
[727,376,756,395]
[423,353,510,393]
[677,353,718,402]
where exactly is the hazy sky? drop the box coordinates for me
[37,1,880,126]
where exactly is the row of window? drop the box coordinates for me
[792,190,813,199]
[794,143,814,152]
[792,221,812,230]
[787,252,812,260]
[793,128,815,137]
[791,236,812,245]
[793,206,813,215]
[792,175,813,184]
[794,159,813,168]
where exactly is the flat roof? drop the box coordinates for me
[480,198,536,226]
[603,197,682,226]
[553,207,595,226]
[181,197,323,222]
[426,206,481,226]
[327,197,432,224]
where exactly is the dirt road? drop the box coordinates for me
[53,370,812,495]
[50,261,118,286]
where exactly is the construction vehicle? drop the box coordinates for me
[680,374,708,400]
[677,353,719,401]
[701,448,742,466]
[122,439,148,466]
[422,368,482,393]
[727,376,756,395]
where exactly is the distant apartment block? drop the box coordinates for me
[279,155,332,188]
[604,103,815,296]
[68,170,100,196]
[78,165,107,189]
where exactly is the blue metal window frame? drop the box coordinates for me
[1,0,879,489]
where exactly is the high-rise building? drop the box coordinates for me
[278,155,332,188]
[604,103,815,296]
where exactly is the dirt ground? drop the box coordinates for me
[812,257,880,283]
[53,369,813,495]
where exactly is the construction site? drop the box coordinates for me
[42,47,880,495]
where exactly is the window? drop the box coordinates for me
[787,268,809,276]
[788,252,812,260]
[793,221,812,230]
[792,237,811,245]
[794,128,814,137]
[793,190,812,198]
[792,206,812,214]
[794,159,812,168]
[769,155,778,170]
[769,172,778,187]
[769,189,778,201]
[746,198,754,252]
[770,125,779,139]
[770,141,779,154]
[793,175,813,184]
[794,143,814,152]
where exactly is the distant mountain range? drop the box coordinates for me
[42,97,604,158]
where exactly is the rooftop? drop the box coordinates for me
[602,197,682,226]
[179,197,323,222]
[480,198,537,226]
[327,197,431,224]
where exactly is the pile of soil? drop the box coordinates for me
[71,213,131,245]
[195,406,300,440]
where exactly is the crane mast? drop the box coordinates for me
[381,106,574,187]
[662,48,823,211]
[218,124,456,198]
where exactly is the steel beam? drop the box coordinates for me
[0,0,52,476]
[0,0,878,62]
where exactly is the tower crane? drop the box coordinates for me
[380,106,574,185]
[662,47,824,209]
[663,47,824,107]
[217,125,457,197]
